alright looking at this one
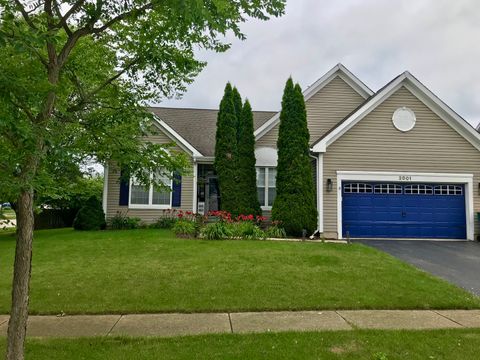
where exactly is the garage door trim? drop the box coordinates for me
[336,171,474,240]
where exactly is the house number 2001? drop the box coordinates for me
[399,176,412,181]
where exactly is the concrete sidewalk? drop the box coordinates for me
[1,310,480,338]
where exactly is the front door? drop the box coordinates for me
[205,176,220,213]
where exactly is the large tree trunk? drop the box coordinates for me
[5,190,35,360]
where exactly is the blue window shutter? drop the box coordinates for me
[172,172,182,207]
[119,169,129,206]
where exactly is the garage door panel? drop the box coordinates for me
[342,182,466,239]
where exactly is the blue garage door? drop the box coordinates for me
[342,182,466,239]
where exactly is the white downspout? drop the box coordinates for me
[102,163,109,218]
[317,153,323,233]
[192,160,198,213]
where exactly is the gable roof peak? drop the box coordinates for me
[311,70,480,153]
[254,63,373,141]
[303,63,374,100]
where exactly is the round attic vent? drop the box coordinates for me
[392,107,416,132]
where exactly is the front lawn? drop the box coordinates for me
[2,329,480,359]
[0,228,478,314]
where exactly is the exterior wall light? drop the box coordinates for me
[327,178,333,192]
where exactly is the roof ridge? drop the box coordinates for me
[148,106,277,113]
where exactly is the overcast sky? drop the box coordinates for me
[159,0,480,126]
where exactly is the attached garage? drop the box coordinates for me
[342,182,467,239]
[311,70,480,241]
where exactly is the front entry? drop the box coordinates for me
[197,164,221,214]
[342,182,467,239]
[205,176,220,213]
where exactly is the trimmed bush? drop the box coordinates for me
[108,212,141,230]
[73,196,106,231]
[172,219,196,238]
[272,78,317,236]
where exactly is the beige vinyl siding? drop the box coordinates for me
[306,76,365,144]
[255,75,365,150]
[323,86,480,237]
[105,130,194,224]
[256,124,279,149]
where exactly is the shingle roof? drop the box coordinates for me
[149,107,277,156]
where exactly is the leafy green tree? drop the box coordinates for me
[214,83,238,214]
[237,100,262,215]
[0,1,285,358]
[272,79,317,236]
[39,175,104,211]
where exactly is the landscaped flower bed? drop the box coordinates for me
[167,210,286,240]
[107,209,286,240]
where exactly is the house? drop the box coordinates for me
[103,64,480,240]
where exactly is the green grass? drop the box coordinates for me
[2,329,480,359]
[0,228,478,314]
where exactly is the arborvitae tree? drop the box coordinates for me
[272,79,318,235]
[214,83,238,214]
[237,100,262,215]
[232,87,243,143]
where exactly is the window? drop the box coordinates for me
[404,184,433,195]
[343,183,373,193]
[257,167,276,209]
[129,171,172,209]
[434,185,463,195]
[374,184,402,194]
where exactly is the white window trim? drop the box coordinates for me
[128,173,173,210]
[258,167,276,211]
[336,171,474,241]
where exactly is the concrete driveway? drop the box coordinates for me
[356,240,480,296]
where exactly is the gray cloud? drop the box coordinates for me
[159,0,480,126]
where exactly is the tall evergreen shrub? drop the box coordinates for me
[271,79,317,235]
[214,83,238,214]
[232,87,243,143]
[237,100,262,215]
